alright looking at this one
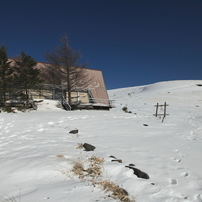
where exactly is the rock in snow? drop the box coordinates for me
[83,143,96,151]
[69,129,79,134]
[125,166,149,179]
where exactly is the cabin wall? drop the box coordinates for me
[36,62,110,105]
[85,69,109,105]
[7,60,110,107]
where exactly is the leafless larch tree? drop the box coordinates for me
[42,34,91,106]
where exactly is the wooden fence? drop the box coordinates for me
[154,102,169,123]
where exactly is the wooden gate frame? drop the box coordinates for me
[154,102,169,123]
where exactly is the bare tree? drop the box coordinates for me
[44,34,91,106]
[41,63,62,86]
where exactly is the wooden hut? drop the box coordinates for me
[29,62,113,110]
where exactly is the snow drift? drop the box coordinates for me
[0,80,202,202]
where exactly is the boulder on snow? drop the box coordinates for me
[111,159,122,163]
[83,143,96,151]
[69,129,78,134]
[196,84,202,87]
[109,155,116,159]
[125,166,149,179]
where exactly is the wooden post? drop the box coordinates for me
[162,102,167,123]
[155,103,159,117]
[52,88,55,99]
[154,102,169,123]
[164,102,167,116]
[162,115,165,123]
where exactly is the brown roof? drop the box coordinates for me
[9,59,109,102]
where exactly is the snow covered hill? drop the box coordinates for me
[0,80,202,202]
[108,80,202,115]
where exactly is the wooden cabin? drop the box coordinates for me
[5,61,113,110]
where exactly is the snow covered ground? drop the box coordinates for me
[1,80,202,202]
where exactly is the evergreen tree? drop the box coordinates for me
[13,51,42,106]
[0,45,13,106]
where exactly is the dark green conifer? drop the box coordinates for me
[14,51,43,106]
[0,45,13,106]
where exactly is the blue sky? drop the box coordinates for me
[0,0,202,89]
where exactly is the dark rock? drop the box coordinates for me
[69,129,78,134]
[83,143,96,151]
[128,163,135,167]
[125,166,149,179]
[111,159,122,163]
[109,155,116,159]
[143,124,148,126]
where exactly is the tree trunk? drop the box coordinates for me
[25,88,29,107]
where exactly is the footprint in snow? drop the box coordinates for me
[9,134,18,138]
[174,148,188,158]
[181,172,189,177]
[174,149,180,152]
[193,194,202,202]
[169,178,178,185]
[140,182,161,195]
[171,157,181,163]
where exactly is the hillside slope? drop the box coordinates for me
[0,80,202,202]
[108,80,202,116]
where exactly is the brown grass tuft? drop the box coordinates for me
[97,180,134,202]
[55,154,65,159]
[71,155,104,180]
[67,154,135,202]
[72,161,85,179]
[0,187,21,202]
[76,143,83,149]
[85,155,104,179]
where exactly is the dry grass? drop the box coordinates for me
[71,155,104,180]
[85,155,104,179]
[72,161,85,179]
[97,180,135,202]
[0,195,17,202]
[55,154,65,159]
[0,107,16,113]
[66,154,135,202]
[76,143,83,149]
[0,195,22,202]
[0,188,21,202]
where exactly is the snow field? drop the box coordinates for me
[0,80,202,201]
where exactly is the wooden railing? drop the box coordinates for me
[79,98,115,108]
